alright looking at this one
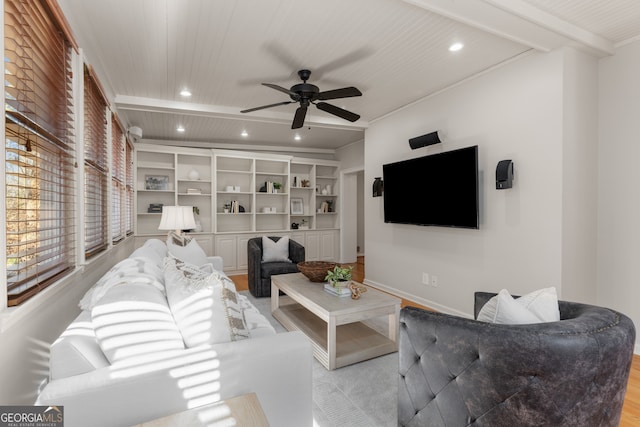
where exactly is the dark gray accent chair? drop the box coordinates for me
[398,292,636,427]
[247,236,305,297]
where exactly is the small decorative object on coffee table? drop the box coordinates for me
[297,261,337,282]
[349,282,368,300]
[324,265,353,288]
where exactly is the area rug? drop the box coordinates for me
[240,291,398,427]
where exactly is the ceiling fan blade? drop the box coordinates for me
[317,87,362,101]
[263,83,298,98]
[316,102,360,122]
[241,101,294,114]
[292,105,307,129]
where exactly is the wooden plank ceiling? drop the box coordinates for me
[57,0,640,152]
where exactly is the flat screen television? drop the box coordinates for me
[383,145,479,229]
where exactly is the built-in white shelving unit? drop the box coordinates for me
[134,144,340,273]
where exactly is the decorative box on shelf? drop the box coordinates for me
[147,203,163,213]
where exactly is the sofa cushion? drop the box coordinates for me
[477,287,560,324]
[91,283,185,364]
[79,257,165,311]
[262,236,291,262]
[166,237,208,267]
[49,311,110,380]
[163,257,250,347]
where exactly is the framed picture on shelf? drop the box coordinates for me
[145,175,169,190]
[290,198,304,215]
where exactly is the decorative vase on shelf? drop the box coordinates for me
[188,169,200,180]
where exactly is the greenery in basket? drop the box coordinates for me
[325,265,353,287]
[273,182,282,190]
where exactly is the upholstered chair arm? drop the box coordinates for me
[288,239,305,264]
[247,238,262,289]
[399,303,635,427]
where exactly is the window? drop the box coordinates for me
[125,141,134,236]
[111,115,126,242]
[83,66,109,257]
[4,0,76,306]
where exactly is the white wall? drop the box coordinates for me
[561,48,599,303]
[598,38,640,351]
[0,239,135,404]
[357,171,365,255]
[336,141,365,262]
[364,49,589,316]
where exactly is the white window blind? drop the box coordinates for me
[4,0,76,306]
[83,66,109,257]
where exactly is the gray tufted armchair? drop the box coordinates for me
[247,236,305,297]
[398,292,636,427]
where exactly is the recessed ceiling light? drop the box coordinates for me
[176,125,185,133]
[241,130,249,137]
[449,42,464,52]
[294,134,301,141]
[180,89,192,97]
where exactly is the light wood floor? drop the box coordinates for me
[229,256,640,425]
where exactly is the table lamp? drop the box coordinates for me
[158,205,196,246]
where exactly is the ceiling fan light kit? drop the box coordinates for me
[241,69,362,129]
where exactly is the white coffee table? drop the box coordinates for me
[271,272,401,370]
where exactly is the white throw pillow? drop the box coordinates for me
[166,237,208,267]
[91,283,185,364]
[163,257,249,347]
[477,287,560,324]
[262,236,291,262]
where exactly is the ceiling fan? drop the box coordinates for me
[240,69,362,129]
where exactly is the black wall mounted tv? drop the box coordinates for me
[383,145,479,229]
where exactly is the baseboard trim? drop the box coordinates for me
[362,278,472,319]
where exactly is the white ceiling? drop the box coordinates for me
[57,0,640,153]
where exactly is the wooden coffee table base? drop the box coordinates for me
[271,273,400,370]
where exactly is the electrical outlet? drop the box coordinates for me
[422,272,429,285]
[431,275,438,287]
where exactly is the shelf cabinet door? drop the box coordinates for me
[305,232,320,261]
[215,235,238,271]
[320,230,337,260]
[237,234,257,271]
[193,235,213,256]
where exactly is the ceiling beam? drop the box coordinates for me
[114,95,369,131]
[403,0,615,56]
[483,0,615,56]
[140,138,338,155]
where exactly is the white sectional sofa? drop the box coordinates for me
[36,239,312,427]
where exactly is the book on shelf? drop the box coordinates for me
[186,188,202,194]
[323,284,351,297]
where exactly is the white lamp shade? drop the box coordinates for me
[158,206,196,231]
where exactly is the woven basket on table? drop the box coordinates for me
[297,261,337,282]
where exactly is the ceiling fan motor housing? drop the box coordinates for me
[290,83,319,102]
